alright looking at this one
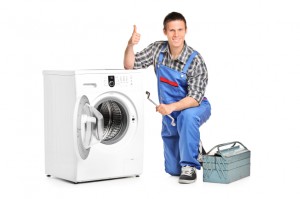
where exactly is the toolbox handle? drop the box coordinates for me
[206,141,248,155]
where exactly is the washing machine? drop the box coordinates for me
[43,69,144,183]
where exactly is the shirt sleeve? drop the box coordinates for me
[133,43,155,69]
[186,54,208,103]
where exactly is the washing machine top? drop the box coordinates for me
[43,69,141,76]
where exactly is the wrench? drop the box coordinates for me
[146,91,176,126]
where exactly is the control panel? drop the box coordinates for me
[104,75,133,87]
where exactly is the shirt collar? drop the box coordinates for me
[162,41,188,64]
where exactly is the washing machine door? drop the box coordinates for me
[74,95,104,160]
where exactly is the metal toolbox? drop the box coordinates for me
[202,141,251,184]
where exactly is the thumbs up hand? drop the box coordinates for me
[128,25,140,46]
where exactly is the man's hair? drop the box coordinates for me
[163,12,187,30]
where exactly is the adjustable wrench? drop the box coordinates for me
[146,91,176,126]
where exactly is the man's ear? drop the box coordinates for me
[163,28,167,35]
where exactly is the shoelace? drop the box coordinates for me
[181,166,195,176]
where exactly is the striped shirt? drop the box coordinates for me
[133,41,208,102]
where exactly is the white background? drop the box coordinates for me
[1,0,300,198]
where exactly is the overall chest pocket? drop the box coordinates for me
[159,76,187,103]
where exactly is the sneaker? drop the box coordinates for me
[178,166,196,184]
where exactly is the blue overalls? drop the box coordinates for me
[156,43,211,176]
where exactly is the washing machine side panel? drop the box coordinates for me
[44,73,78,182]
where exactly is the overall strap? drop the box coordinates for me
[158,42,168,64]
[182,51,198,73]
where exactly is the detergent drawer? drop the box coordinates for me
[203,141,251,184]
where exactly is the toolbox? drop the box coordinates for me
[202,141,251,184]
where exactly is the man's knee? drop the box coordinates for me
[177,106,211,126]
[177,108,200,123]
[165,167,181,176]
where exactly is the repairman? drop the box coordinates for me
[124,12,211,184]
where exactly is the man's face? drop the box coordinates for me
[164,20,186,49]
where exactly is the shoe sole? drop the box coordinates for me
[178,179,196,184]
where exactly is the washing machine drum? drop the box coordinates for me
[98,100,128,142]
